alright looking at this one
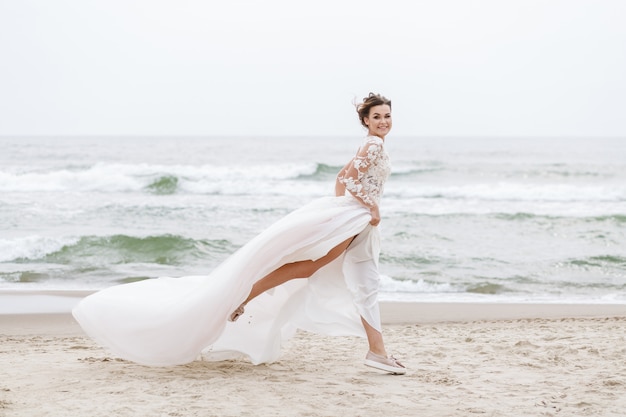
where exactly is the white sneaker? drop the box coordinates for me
[364,351,407,375]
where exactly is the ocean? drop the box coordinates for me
[1,135,625,303]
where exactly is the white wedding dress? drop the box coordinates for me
[73,136,390,366]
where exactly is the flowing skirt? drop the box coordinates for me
[72,196,382,366]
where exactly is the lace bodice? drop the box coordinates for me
[337,136,391,206]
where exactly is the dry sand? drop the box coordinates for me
[1,300,625,417]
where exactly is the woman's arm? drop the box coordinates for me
[336,141,383,226]
[335,160,352,196]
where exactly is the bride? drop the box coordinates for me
[73,93,406,375]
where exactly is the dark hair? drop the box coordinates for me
[356,92,392,128]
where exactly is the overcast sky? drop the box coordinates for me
[1,0,625,137]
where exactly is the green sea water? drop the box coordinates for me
[1,135,625,302]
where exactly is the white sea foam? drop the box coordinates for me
[0,236,79,262]
[379,275,458,294]
[3,163,624,204]
[0,162,320,193]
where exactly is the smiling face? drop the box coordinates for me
[364,104,392,139]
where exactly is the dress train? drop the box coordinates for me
[72,195,382,366]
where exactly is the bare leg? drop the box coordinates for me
[361,317,387,356]
[361,316,406,374]
[230,236,355,320]
[229,235,405,372]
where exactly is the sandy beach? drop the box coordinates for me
[1,292,625,417]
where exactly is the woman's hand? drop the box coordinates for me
[369,205,380,226]
[335,179,346,197]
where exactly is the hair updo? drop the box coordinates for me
[356,92,392,129]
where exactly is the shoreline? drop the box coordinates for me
[0,289,624,336]
[1,288,625,320]
[2,301,625,337]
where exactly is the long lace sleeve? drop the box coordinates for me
[337,137,388,207]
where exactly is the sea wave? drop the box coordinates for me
[565,255,626,271]
[388,162,619,180]
[0,234,235,265]
[493,213,626,224]
[385,182,626,202]
[389,164,446,177]
[296,163,343,180]
[0,236,80,263]
[2,162,625,203]
[379,275,459,294]
[0,162,322,193]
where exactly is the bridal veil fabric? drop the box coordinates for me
[73,136,390,366]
